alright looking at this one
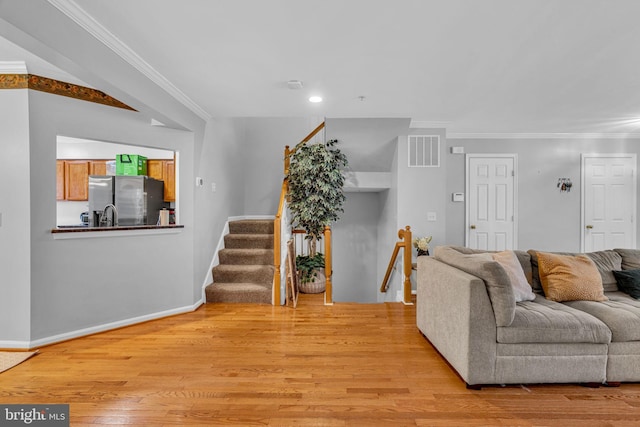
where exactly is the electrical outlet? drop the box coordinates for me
[427,211,437,221]
[211,182,217,192]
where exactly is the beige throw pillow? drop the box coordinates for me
[492,250,536,302]
[537,251,608,302]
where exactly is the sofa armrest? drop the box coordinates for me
[417,256,497,385]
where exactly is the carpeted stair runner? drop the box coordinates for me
[205,219,274,304]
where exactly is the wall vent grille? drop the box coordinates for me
[408,135,440,167]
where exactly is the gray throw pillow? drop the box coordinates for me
[614,248,640,270]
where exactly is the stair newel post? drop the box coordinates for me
[399,226,413,305]
[324,225,333,305]
[284,145,291,175]
[273,216,281,306]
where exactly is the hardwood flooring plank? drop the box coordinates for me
[2,297,640,425]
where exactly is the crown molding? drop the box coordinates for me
[0,61,28,74]
[47,0,211,121]
[410,120,451,129]
[447,132,640,140]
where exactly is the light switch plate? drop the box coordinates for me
[453,192,465,202]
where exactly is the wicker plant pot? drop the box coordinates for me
[298,269,326,294]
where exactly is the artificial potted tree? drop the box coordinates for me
[287,139,349,293]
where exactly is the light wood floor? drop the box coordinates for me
[3,294,640,426]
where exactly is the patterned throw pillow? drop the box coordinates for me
[537,251,608,302]
[492,250,536,302]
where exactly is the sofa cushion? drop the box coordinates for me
[612,269,640,299]
[492,250,536,302]
[528,250,621,294]
[614,248,640,270]
[434,246,515,327]
[537,252,607,302]
[585,250,622,292]
[564,292,640,342]
[497,295,611,344]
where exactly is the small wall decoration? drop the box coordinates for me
[557,178,572,192]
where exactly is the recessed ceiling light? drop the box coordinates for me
[309,96,323,103]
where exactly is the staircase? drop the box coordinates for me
[205,219,275,304]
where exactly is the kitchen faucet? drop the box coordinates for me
[100,204,118,227]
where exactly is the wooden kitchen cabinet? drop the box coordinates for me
[64,160,90,201]
[57,158,174,202]
[163,160,175,202]
[89,160,108,175]
[147,159,175,202]
[56,160,65,200]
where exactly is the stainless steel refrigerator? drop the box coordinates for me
[88,176,164,226]
[115,176,164,226]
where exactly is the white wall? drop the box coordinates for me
[392,129,448,296]
[332,192,380,302]
[445,137,640,251]
[241,117,324,215]
[377,147,399,303]
[27,90,196,343]
[0,89,31,344]
[193,117,245,298]
[326,118,412,302]
[398,129,448,250]
[57,137,175,160]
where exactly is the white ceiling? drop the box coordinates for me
[5,0,640,134]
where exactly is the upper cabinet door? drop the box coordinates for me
[56,160,65,201]
[163,160,175,202]
[89,160,107,176]
[64,161,90,201]
[147,159,175,202]
[147,160,164,181]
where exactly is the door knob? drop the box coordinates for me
[470,225,476,229]
[586,225,594,229]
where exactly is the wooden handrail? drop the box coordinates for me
[380,226,413,305]
[284,122,325,175]
[272,178,288,305]
[295,122,326,149]
[324,225,333,305]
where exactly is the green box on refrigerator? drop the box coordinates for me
[116,154,147,176]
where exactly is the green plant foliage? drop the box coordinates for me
[296,253,325,283]
[287,139,349,247]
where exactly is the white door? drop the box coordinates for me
[582,154,636,252]
[466,155,517,251]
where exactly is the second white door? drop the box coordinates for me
[466,155,517,251]
[582,154,636,252]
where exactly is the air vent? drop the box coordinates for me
[408,135,440,167]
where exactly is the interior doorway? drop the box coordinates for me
[581,154,637,252]
[465,154,518,251]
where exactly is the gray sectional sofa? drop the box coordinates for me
[416,246,640,388]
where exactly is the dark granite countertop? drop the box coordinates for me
[52,224,184,233]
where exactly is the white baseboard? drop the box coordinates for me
[0,300,203,350]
